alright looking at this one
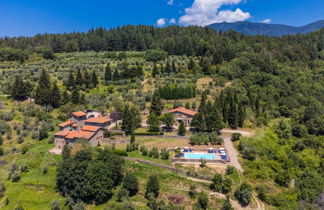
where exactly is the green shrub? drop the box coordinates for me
[114,150,128,157]
[189,184,197,198]
[134,132,162,136]
[160,148,169,160]
[126,143,139,152]
[117,188,129,202]
[140,146,148,156]
[20,165,29,173]
[196,192,208,209]
[0,183,5,198]
[123,173,139,197]
[149,147,159,158]
[226,166,235,175]
[231,133,241,142]
[235,182,252,206]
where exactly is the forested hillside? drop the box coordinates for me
[0,25,323,209]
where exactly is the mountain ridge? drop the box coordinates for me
[208,20,324,36]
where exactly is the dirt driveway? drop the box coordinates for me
[221,129,254,172]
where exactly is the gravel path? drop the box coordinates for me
[223,134,244,172]
[221,129,253,172]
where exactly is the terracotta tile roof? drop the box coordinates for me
[59,120,74,127]
[85,115,110,124]
[65,130,95,140]
[72,123,78,127]
[54,130,70,137]
[169,107,197,116]
[71,111,87,117]
[82,125,101,132]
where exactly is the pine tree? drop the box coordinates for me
[35,69,52,105]
[150,92,162,116]
[91,71,99,88]
[178,121,186,136]
[51,82,61,108]
[152,62,159,78]
[104,63,112,84]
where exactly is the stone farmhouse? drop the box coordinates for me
[54,111,113,149]
[168,107,197,126]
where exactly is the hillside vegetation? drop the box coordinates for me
[0,25,323,209]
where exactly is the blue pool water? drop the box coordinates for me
[185,153,215,160]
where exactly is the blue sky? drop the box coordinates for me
[0,0,323,37]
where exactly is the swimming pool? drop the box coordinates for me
[184,153,215,160]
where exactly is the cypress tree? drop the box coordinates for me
[67,72,75,90]
[104,63,112,84]
[11,76,32,100]
[113,69,119,80]
[165,61,172,74]
[79,93,86,105]
[35,69,52,105]
[71,87,80,104]
[237,103,245,128]
[160,63,164,74]
[51,82,61,108]
[152,62,159,78]
[91,71,99,88]
[150,92,162,116]
[228,96,237,129]
[178,121,186,136]
[206,105,224,134]
[188,58,195,70]
[172,60,177,73]
[83,70,91,89]
[121,104,134,135]
[61,90,70,105]
[75,69,83,87]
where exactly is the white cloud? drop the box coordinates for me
[157,18,166,26]
[169,18,177,24]
[167,0,174,5]
[179,0,251,26]
[261,19,271,24]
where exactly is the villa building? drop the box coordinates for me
[168,107,197,126]
[54,110,113,150]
